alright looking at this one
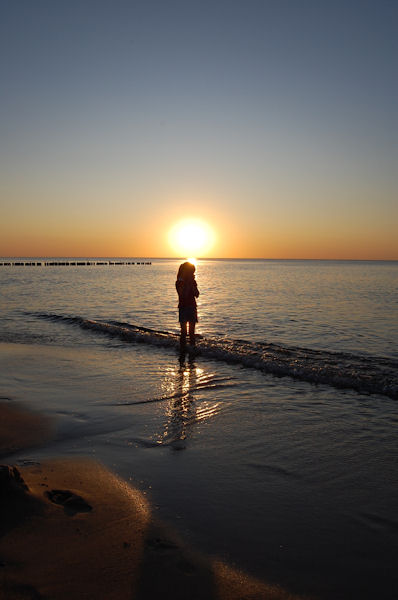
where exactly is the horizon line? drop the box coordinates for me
[1,256,397,262]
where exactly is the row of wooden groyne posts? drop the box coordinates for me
[0,261,152,266]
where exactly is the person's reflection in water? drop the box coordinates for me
[162,352,198,451]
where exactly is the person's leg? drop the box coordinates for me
[188,321,196,345]
[180,321,187,345]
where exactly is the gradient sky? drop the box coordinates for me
[1,0,397,258]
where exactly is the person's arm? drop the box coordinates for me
[194,280,199,298]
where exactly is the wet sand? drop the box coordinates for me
[0,403,308,600]
[0,399,53,458]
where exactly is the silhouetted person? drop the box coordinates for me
[175,261,199,346]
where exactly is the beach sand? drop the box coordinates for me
[0,403,308,600]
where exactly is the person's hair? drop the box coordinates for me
[177,261,195,279]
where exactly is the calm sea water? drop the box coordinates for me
[1,259,398,599]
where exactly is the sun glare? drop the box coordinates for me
[168,219,215,257]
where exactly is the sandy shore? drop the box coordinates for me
[0,402,308,600]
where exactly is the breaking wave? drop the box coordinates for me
[33,312,398,400]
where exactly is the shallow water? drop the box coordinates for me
[1,259,398,599]
[1,258,397,358]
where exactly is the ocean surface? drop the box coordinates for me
[1,258,397,599]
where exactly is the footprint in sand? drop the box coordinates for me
[44,489,92,516]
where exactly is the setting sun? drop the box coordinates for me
[168,219,215,257]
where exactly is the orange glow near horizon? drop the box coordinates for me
[0,206,397,260]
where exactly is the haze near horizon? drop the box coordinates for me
[1,1,397,259]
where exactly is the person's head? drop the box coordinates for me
[177,261,195,280]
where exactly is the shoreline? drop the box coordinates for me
[0,401,307,600]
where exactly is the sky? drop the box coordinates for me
[0,0,397,259]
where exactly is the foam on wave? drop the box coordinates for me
[34,312,398,400]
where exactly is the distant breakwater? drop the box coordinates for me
[0,261,152,267]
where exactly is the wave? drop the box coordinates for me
[32,312,398,400]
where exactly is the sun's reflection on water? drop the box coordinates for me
[153,353,225,449]
[159,353,199,450]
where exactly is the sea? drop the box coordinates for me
[1,258,397,600]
